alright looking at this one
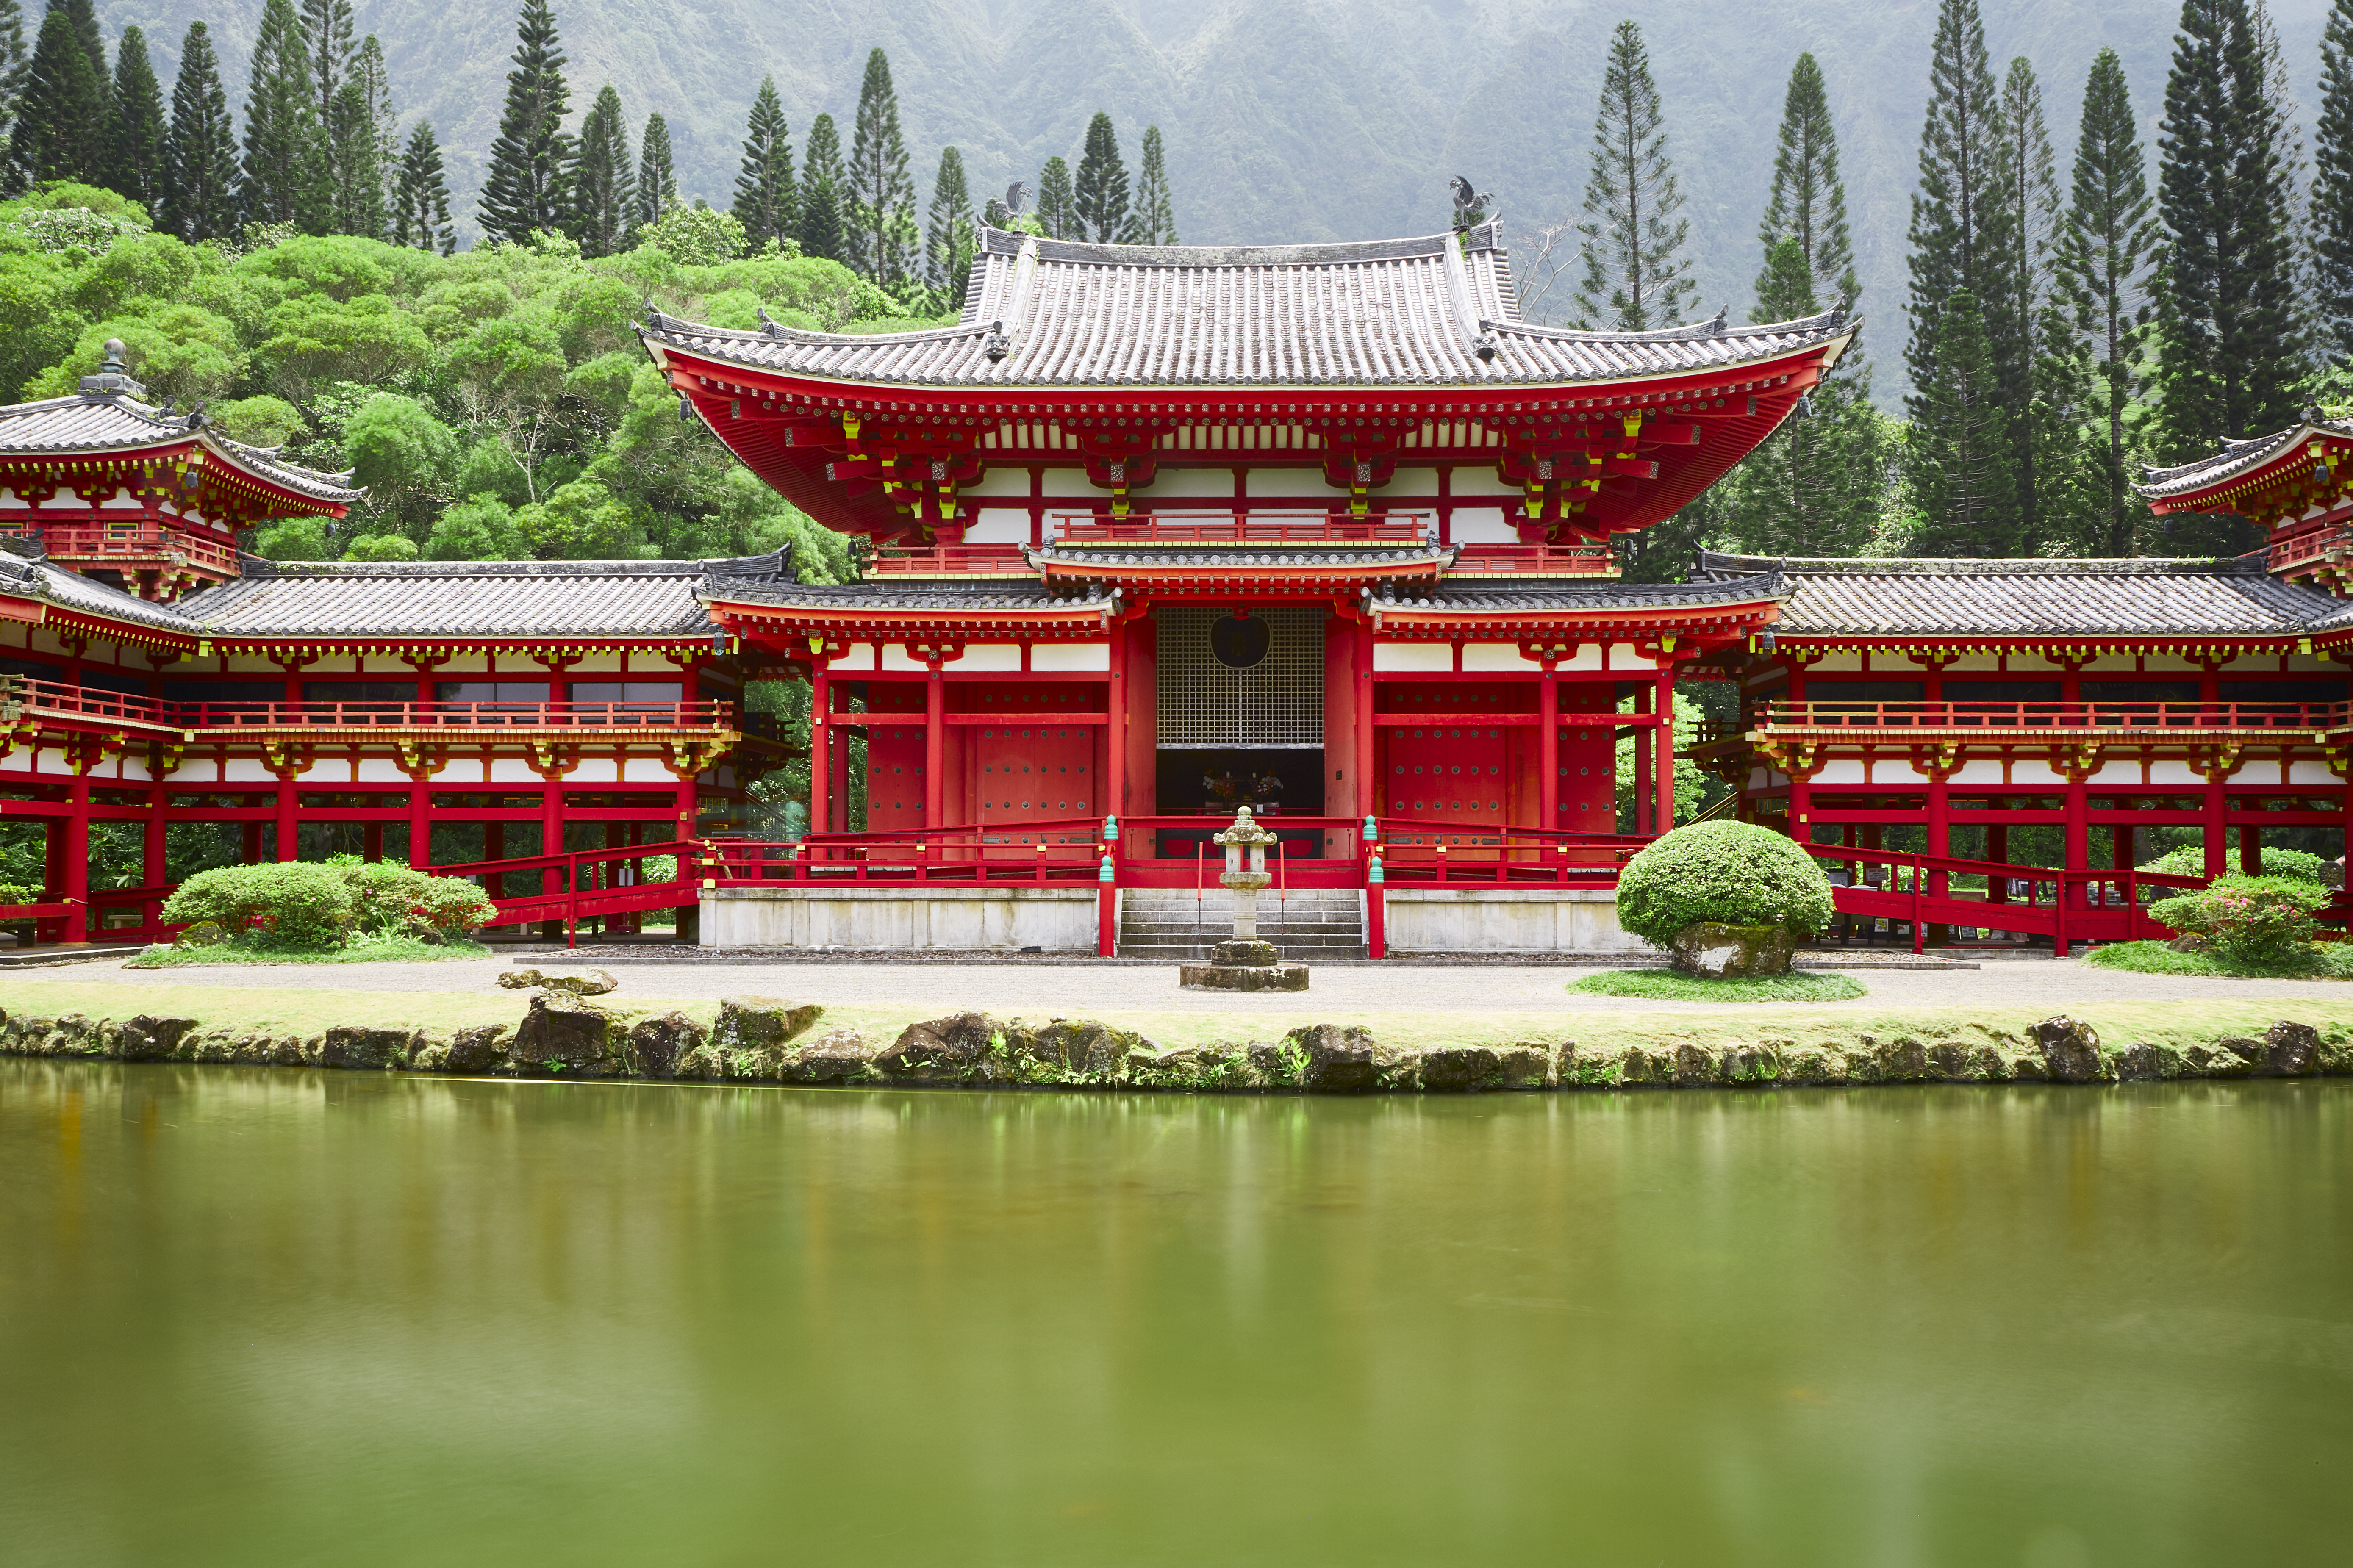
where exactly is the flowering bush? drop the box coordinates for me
[2145,874,2330,966]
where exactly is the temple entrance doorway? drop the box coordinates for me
[1152,605,1326,857]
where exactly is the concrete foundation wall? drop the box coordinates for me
[1382,889,1648,954]
[702,887,1099,950]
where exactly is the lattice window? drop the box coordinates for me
[1155,607,1324,748]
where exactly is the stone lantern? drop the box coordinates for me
[1180,805,1308,991]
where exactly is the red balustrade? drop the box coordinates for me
[8,521,241,574]
[1756,699,2346,733]
[1049,510,1432,544]
[864,545,1031,574]
[1444,544,1619,574]
[0,676,738,734]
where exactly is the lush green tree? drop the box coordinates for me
[572,84,634,257]
[1126,123,1176,244]
[797,111,842,261]
[8,4,106,188]
[1905,0,2019,432]
[844,47,914,286]
[102,26,164,211]
[634,109,674,230]
[426,495,528,560]
[1074,111,1127,243]
[2318,1,2353,365]
[1034,153,1075,241]
[241,0,327,231]
[1571,20,1693,330]
[0,1,29,177]
[732,74,794,252]
[1756,53,1857,308]
[477,0,574,244]
[159,23,238,243]
[390,120,453,254]
[2057,47,2159,555]
[2152,0,2303,551]
[1910,289,2020,554]
[923,144,971,307]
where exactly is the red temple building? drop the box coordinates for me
[5,225,2347,957]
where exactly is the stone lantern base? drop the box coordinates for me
[1180,954,1310,991]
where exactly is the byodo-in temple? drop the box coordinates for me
[3,222,2349,956]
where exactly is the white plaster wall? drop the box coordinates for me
[1607,644,1657,670]
[960,468,1035,498]
[2289,760,2340,785]
[1462,643,1538,671]
[567,757,619,783]
[572,652,624,673]
[829,644,877,671]
[962,512,1028,543]
[1033,643,1109,671]
[1374,643,1451,672]
[2146,761,2209,785]
[354,757,410,782]
[947,644,1020,671]
[702,887,1098,950]
[1448,513,1519,544]
[622,758,676,783]
[1138,469,1240,499]
[880,644,927,671]
[1382,889,1648,954]
[1812,759,1869,784]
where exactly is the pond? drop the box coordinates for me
[1,1062,2345,1566]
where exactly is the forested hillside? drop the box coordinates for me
[85,0,2338,399]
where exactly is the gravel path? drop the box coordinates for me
[8,954,2347,1015]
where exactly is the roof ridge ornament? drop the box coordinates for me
[757,305,786,339]
[79,338,147,401]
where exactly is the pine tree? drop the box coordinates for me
[160,20,236,241]
[240,0,327,231]
[0,2,28,172]
[844,47,915,285]
[477,0,574,244]
[1905,0,2020,434]
[7,4,106,188]
[352,36,396,230]
[572,83,634,257]
[2153,0,2303,532]
[635,110,675,230]
[2318,1,2353,363]
[326,79,382,238]
[1755,52,1858,308]
[1126,123,1176,244]
[2058,47,2159,555]
[924,144,972,307]
[732,75,795,250]
[390,119,454,254]
[1074,111,1128,242]
[1998,56,2083,542]
[102,26,164,209]
[1571,20,1695,330]
[1035,154,1076,240]
[61,0,97,86]
[299,0,352,130]
[1911,290,2021,554]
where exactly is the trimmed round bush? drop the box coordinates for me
[1615,821,1835,947]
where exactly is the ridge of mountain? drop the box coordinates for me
[94,0,2339,407]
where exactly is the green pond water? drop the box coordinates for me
[1,1062,2347,1567]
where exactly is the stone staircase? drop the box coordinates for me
[1116,888,1366,960]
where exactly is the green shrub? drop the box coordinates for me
[1615,821,1835,947]
[162,862,355,946]
[0,881,42,905]
[411,877,497,937]
[2145,873,2330,966]
[2137,845,2331,884]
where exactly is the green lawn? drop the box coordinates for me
[1566,970,1869,1003]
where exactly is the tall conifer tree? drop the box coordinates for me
[924,144,972,307]
[477,0,574,244]
[352,36,396,230]
[732,75,795,250]
[1126,123,1176,244]
[1034,154,1076,240]
[0,1,29,174]
[1911,289,2020,554]
[1755,52,1858,306]
[391,119,454,254]
[2058,48,2159,555]
[103,26,164,209]
[325,79,382,238]
[240,0,326,230]
[1999,57,2084,541]
[1074,111,1128,242]
[2152,0,2303,542]
[1905,0,2018,423]
[635,111,675,229]
[8,4,106,189]
[298,0,352,129]
[2317,1,2353,364]
[161,20,237,241]
[844,48,915,285]
[572,84,634,256]
[1571,20,1694,330]
[796,111,842,260]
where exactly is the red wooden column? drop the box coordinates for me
[677,655,704,843]
[1539,656,1559,832]
[1651,666,1675,833]
[1106,629,1126,828]
[2200,752,2229,881]
[924,660,944,827]
[407,765,433,869]
[809,666,831,837]
[1632,683,1651,834]
[1354,622,1375,821]
[275,765,299,861]
[1924,758,1953,897]
[61,784,89,944]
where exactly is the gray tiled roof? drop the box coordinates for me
[641,223,1856,390]
[1373,574,1786,615]
[0,538,200,632]
[1030,543,1451,571]
[0,393,364,506]
[1693,550,2340,636]
[177,556,726,638]
[2136,415,2348,499]
[701,577,1113,613]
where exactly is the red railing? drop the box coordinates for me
[430,838,699,945]
[2268,526,2350,573]
[6,521,240,574]
[1369,818,1654,884]
[707,819,1106,887]
[864,545,1031,574]
[1049,510,1432,544]
[0,677,736,733]
[1798,842,2208,956]
[1757,700,2345,732]
[1446,544,1619,575]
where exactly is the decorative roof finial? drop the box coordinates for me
[79,339,145,399]
[1448,175,1496,232]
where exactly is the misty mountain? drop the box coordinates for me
[94,0,2342,405]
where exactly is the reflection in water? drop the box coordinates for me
[0,1064,2346,1566]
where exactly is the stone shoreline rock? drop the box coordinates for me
[2,1003,2348,1093]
